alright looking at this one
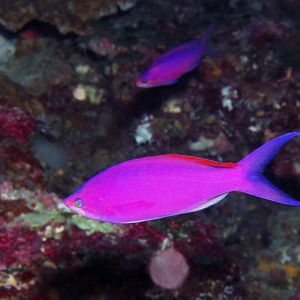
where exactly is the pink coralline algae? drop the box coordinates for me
[0,107,36,142]
[0,226,42,269]
[149,247,189,289]
[120,223,166,251]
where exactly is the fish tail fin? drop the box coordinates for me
[237,132,300,205]
[202,24,214,45]
[201,24,218,58]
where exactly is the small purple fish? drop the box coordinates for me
[63,132,300,224]
[136,25,214,88]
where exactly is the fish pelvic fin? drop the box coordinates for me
[237,132,300,205]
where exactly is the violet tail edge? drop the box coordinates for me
[237,132,300,205]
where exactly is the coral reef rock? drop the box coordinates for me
[0,0,137,35]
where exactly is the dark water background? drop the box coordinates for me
[0,0,300,299]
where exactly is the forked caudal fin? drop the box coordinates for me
[201,24,218,57]
[238,132,300,205]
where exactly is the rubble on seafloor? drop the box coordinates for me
[0,0,300,299]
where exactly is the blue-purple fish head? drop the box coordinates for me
[136,72,153,88]
[63,188,101,221]
[136,69,175,88]
[63,184,119,222]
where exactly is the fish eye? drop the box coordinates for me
[74,198,82,208]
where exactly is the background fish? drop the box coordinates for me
[63,132,300,224]
[136,24,214,88]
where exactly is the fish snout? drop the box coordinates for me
[136,78,145,88]
[62,197,72,207]
[136,76,151,88]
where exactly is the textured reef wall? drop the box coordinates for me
[0,0,137,35]
[0,0,300,299]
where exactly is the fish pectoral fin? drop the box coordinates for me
[112,200,156,214]
[188,193,229,213]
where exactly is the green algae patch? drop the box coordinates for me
[15,205,117,235]
[70,215,117,235]
[58,203,118,234]
[17,211,65,228]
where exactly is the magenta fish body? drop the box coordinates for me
[63,132,300,224]
[136,25,213,88]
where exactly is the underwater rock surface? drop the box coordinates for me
[0,0,300,299]
[0,0,137,35]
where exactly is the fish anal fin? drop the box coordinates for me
[188,193,229,213]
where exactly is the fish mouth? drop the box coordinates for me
[63,202,82,214]
[64,202,100,221]
[136,79,150,88]
[136,81,144,88]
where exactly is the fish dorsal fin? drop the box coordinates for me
[164,154,237,168]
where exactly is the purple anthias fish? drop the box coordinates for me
[136,25,214,88]
[63,132,300,224]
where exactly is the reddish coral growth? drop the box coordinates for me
[0,226,42,268]
[19,29,39,41]
[0,199,32,223]
[1,145,43,187]
[0,287,18,299]
[43,223,167,264]
[119,223,166,253]
[175,219,220,257]
[0,107,36,142]
[43,226,106,262]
